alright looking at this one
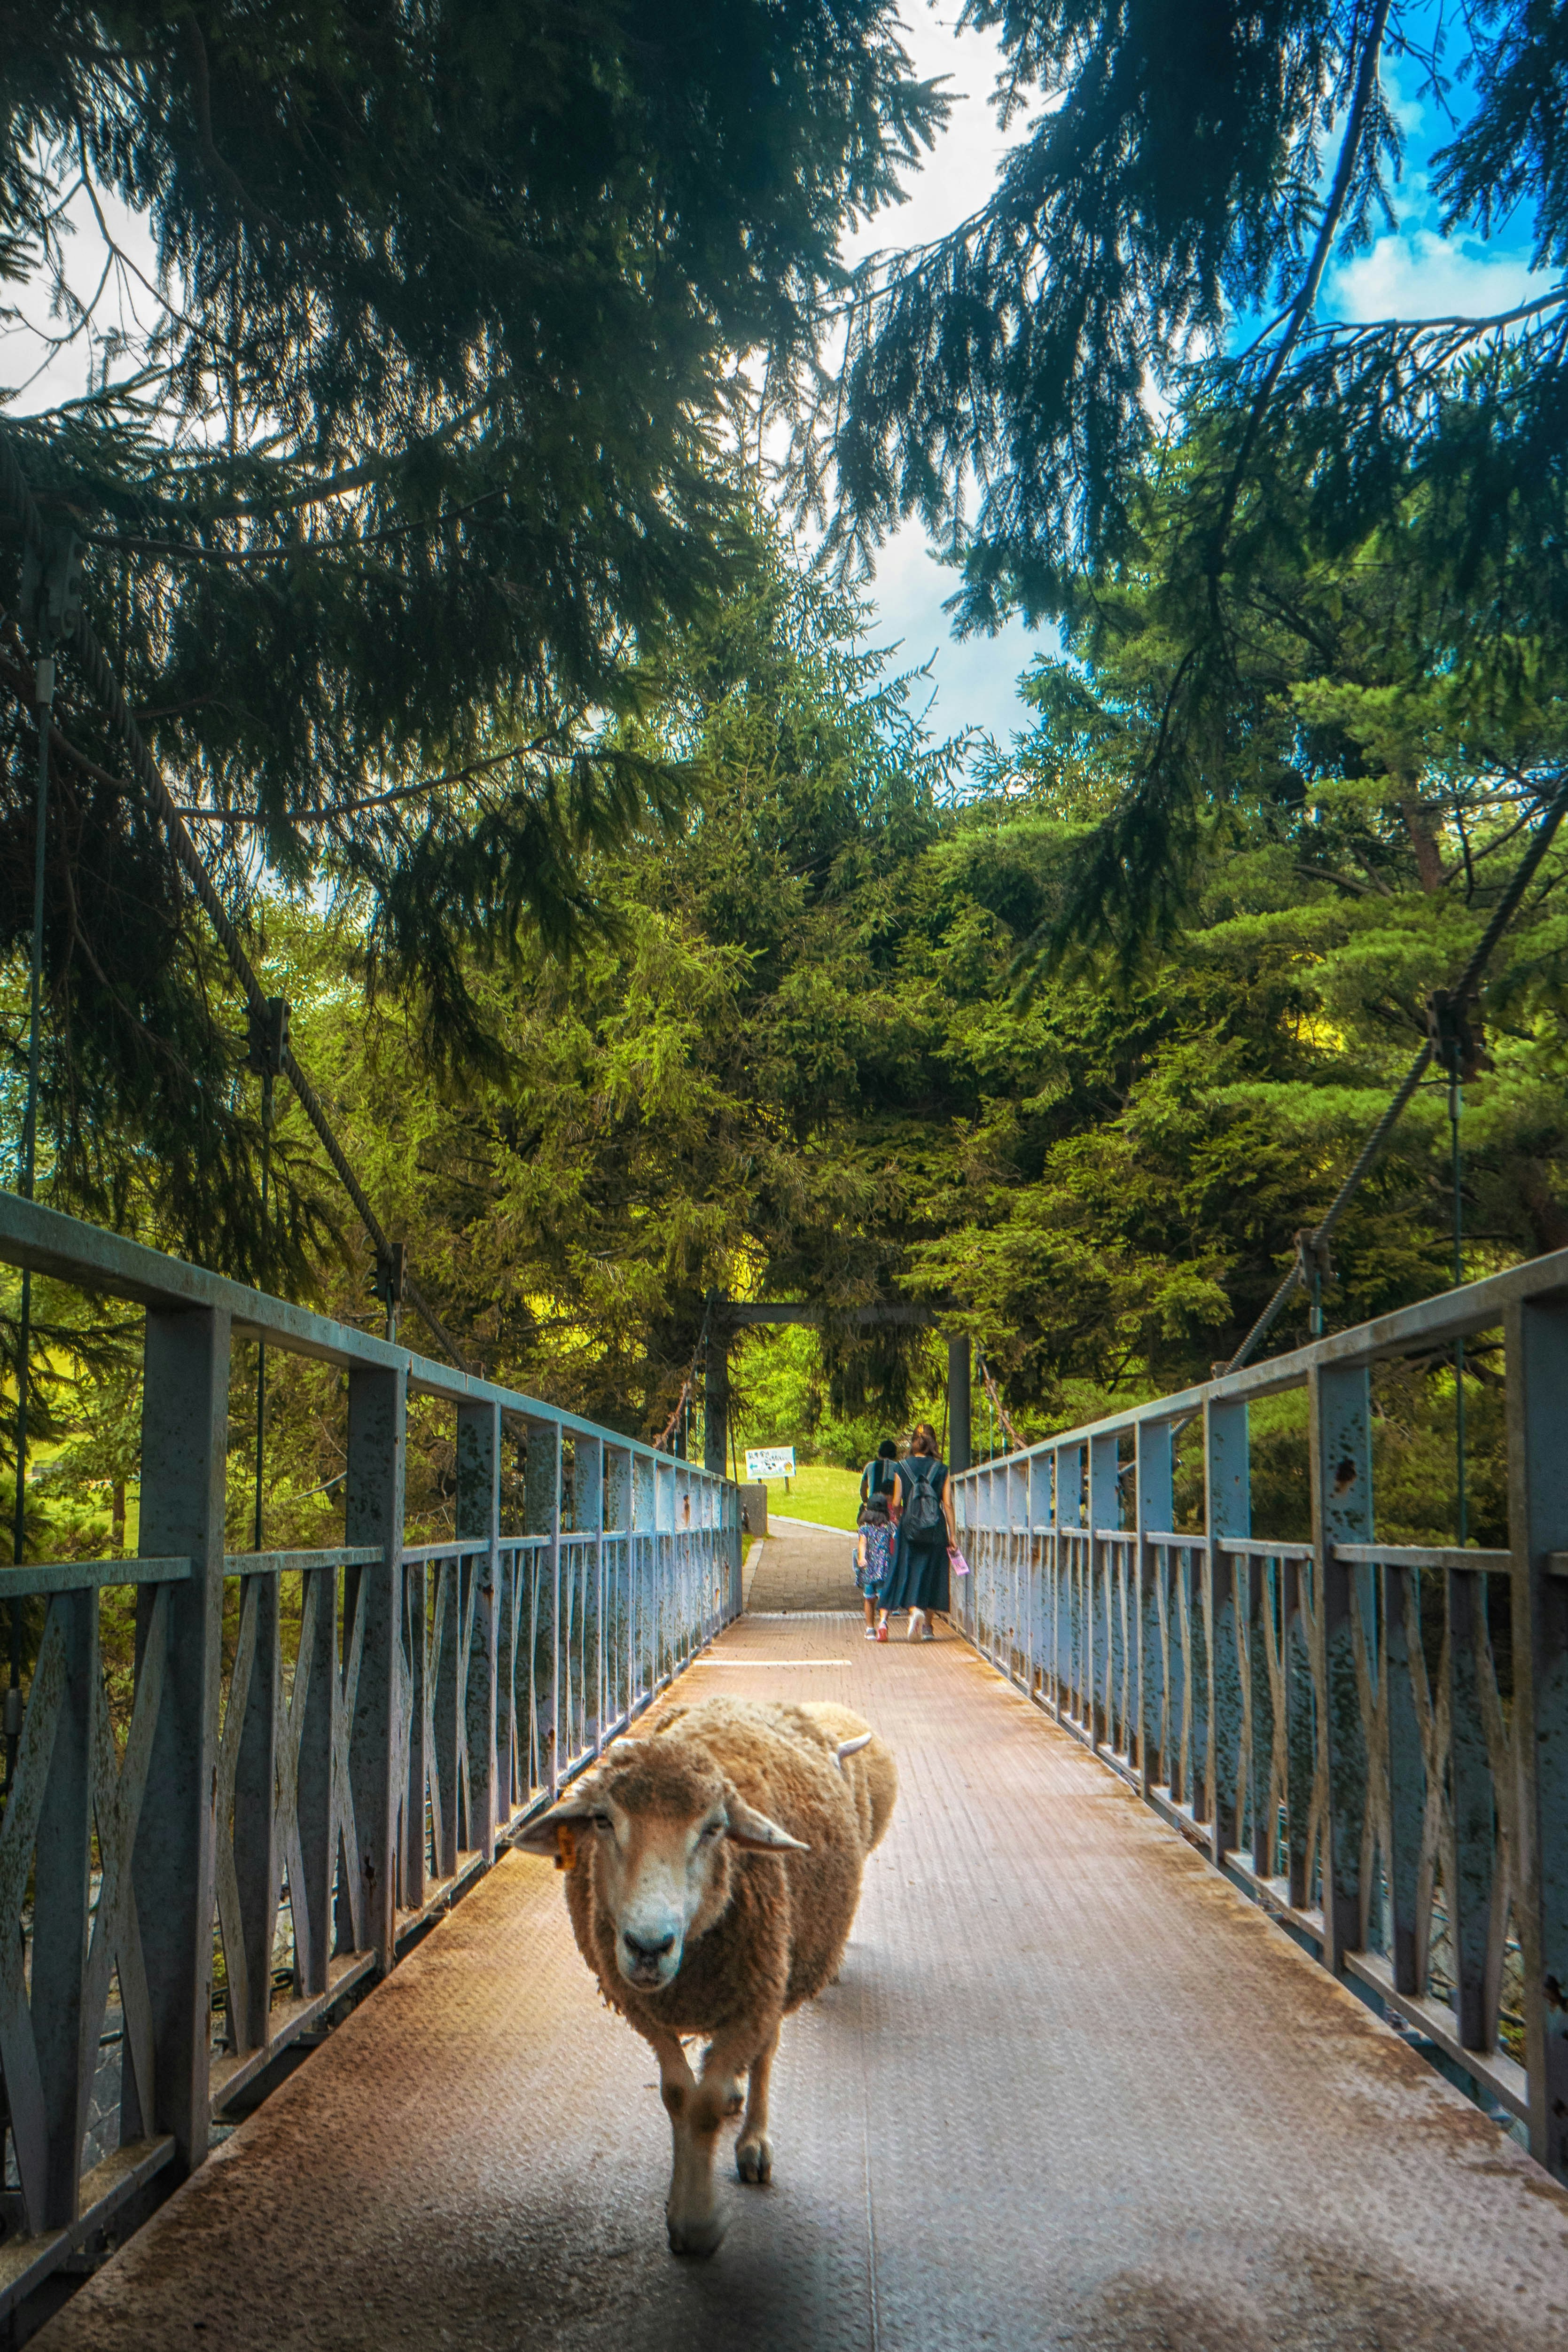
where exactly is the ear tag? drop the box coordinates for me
[555,1824,577,1872]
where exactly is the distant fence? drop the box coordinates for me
[0,1194,740,2315]
[950,1249,1568,2187]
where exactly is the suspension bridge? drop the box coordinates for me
[0,1188,1562,2348]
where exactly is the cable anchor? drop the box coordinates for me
[372,1241,408,1322]
[1424,987,1491,1085]
[1294,1228,1335,1338]
[246,995,290,1111]
[20,517,83,661]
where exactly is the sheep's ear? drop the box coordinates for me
[513,1792,602,1865]
[724,1797,809,1854]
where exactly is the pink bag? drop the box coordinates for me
[949,1546,970,1577]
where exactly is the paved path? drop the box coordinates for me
[44,1617,1568,2351]
[744,1524,860,1613]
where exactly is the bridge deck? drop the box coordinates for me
[42,1593,1568,2350]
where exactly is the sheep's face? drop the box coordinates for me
[593,1789,733,1990]
[521,1736,806,1993]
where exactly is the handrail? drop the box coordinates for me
[957,1237,1568,1472]
[0,1555,190,1595]
[0,1190,725,1474]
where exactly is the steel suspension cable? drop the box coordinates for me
[1215,765,1568,1383]
[0,430,467,1372]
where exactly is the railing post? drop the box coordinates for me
[632,1453,655,1706]
[1088,1436,1117,1748]
[1310,1361,1373,1974]
[294,1554,338,1997]
[1505,1296,1568,2182]
[605,1447,632,1726]
[402,1542,429,1912]
[345,1363,406,1969]
[655,1458,675,1685]
[458,1402,501,1862]
[1382,1553,1423,1993]
[526,1417,562,1795]
[574,1433,604,1751]
[1447,1565,1499,2049]
[132,1303,231,2176]
[1205,1399,1249,1859]
[1135,1421,1174,1796]
[31,1591,94,2225]
[230,1571,280,2052]
[1055,1443,1082,1722]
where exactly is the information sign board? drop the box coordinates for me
[744,1446,796,1481]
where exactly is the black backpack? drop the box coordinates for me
[903,1456,944,1537]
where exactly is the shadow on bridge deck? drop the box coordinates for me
[40,1611,1568,2351]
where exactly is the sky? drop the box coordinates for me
[4,8,1559,758]
[836,4,1560,753]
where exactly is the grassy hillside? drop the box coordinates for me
[762,1462,864,1533]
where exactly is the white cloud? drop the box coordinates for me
[1326,227,1558,323]
[840,9,1012,268]
[835,10,1043,748]
[859,514,1045,750]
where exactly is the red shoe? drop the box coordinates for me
[875,1623,889,1642]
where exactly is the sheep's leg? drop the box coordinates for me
[735,2022,780,2185]
[658,2022,757,2257]
[640,2027,702,2249]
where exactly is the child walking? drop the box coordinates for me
[855,1488,893,1639]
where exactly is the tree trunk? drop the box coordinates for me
[1401,799,1444,894]
[111,1477,126,1555]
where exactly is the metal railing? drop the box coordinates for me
[950,1245,1568,2186]
[0,1194,740,2313]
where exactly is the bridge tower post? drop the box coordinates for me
[947,1336,971,1473]
[704,1309,730,1477]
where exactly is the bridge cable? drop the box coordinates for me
[653,1291,714,1457]
[0,429,469,1376]
[1214,762,1568,1385]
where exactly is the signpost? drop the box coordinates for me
[744,1446,796,1492]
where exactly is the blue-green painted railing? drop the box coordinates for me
[952,1245,1568,2186]
[0,1193,739,2312]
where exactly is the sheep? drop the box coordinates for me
[516,1692,897,2255]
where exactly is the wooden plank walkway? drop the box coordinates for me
[40,1596,1568,2350]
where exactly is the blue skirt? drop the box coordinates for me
[879,1532,950,1616]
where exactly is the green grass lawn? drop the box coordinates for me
[762,1461,865,1533]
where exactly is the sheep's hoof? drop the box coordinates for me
[736,2135,772,2185]
[667,2208,725,2258]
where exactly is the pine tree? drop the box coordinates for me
[801,1,1568,964]
[0,2,944,1274]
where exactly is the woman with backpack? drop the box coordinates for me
[875,1422,958,1643]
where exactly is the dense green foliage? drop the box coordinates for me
[6,479,1560,1555]
[804,2,1568,969]
[1,0,941,1270]
[6,10,1568,1575]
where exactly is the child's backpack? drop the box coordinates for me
[903,1457,944,1536]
